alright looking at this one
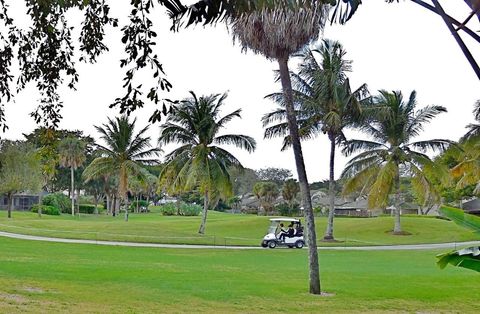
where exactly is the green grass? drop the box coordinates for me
[0,237,478,313]
[0,209,478,246]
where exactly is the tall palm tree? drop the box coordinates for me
[462,100,480,141]
[58,137,86,216]
[341,90,451,234]
[230,3,328,295]
[83,116,160,221]
[159,92,256,234]
[263,40,369,241]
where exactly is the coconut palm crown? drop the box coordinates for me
[462,100,480,141]
[341,90,452,234]
[83,116,160,221]
[158,92,256,234]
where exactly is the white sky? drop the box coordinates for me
[2,0,479,182]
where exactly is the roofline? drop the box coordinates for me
[269,217,300,222]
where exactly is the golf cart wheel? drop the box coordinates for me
[295,240,304,249]
[268,241,277,249]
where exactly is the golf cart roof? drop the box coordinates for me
[269,218,300,222]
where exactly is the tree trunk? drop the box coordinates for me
[38,192,43,218]
[136,194,139,213]
[70,166,75,216]
[7,193,13,219]
[124,192,129,222]
[198,191,208,234]
[106,194,111,215]
[278,57,321,294]
[76,187,80,215]
[324,136,336,241]
[94,194,99,215]
[393,174,402,234]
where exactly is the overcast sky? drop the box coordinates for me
[2,0,479,182]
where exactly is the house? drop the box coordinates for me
[0,193,40,211]
[462,198,480,215]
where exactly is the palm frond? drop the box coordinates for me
[213,134,257,152]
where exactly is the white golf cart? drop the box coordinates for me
[261,218,305,249]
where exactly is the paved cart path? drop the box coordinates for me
[1,231,479,251]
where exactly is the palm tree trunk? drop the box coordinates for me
[278,56,321,295]
[124,192,129,222]
[7,192,13,219]
[198,191,208,234]
[393,174,402,234]
[71,166,75,216]
[106,194,110,215]
[431,0,480,80]
[324,135,336,241]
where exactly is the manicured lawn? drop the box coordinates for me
[0,209,478,246]
[0,237,478,313]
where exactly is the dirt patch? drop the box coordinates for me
[22,287,45,294]
[385,230,412,236]
[0,292,27,304]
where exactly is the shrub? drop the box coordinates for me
[78,195,95,205]
[159,203,177,216]
[180,203,201,216]
[31,204,60,216]
[130,200,149,211]
[276,202,300,217]
[79,204,96,214]
[42,193,70,213]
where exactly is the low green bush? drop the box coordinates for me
[276,202,300,217]
[159,203,177,216]
[79,204,96,214]
[42,193,70,213]
[31,204,61,216]
[180,203,201,216]
[157,202,201,216]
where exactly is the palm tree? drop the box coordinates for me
[451,138,480,195]
[230,3,328,295]
[58,137,86,216]
[462,100,480,141]
[341,90,451,234]
[158,92,256,234]
[263,40,369,241]
[83,116,160,221]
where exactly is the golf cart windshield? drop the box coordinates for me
[267,218,300,235]
[267,221,279,234]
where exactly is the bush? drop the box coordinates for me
[31,204,60,216]
[130,200,149,211]
[159,203,177,216]
[276,202,300,217]
[158,202,201,216]
[180,203,202,216]
[78,195,95,205]
[42,193,70,213]
[79,204,97,214]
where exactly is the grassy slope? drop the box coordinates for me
[0,237,478,313]
[0,209,477,246]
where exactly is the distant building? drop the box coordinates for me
[462,198,480,215]
[0,193,40,211]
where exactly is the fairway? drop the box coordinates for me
[0,210,477,246]
[0,237,478,313]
